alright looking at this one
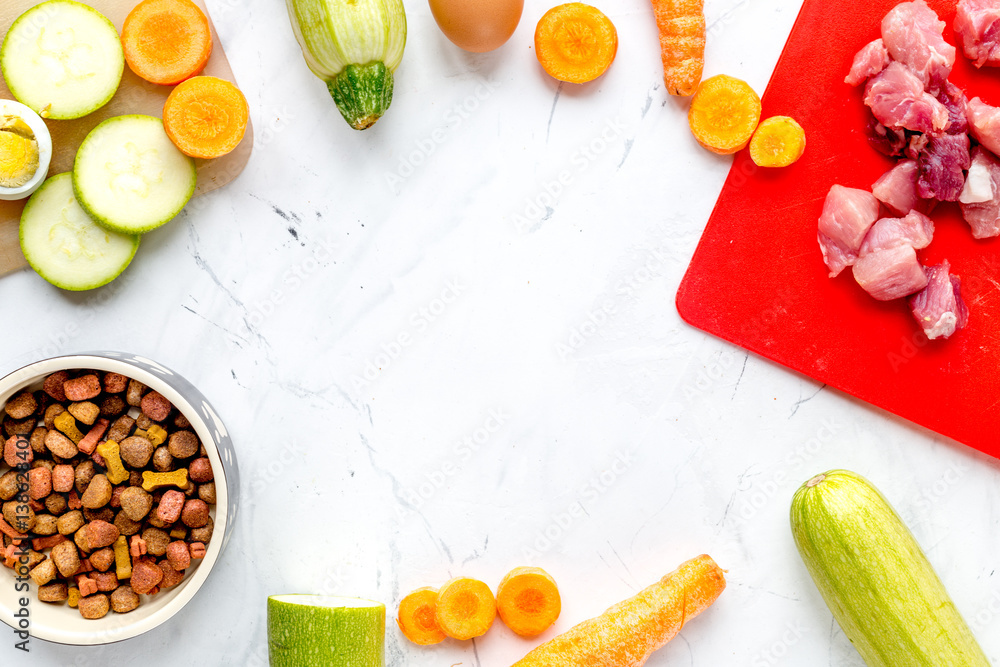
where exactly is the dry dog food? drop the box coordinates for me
[0,369,215,619]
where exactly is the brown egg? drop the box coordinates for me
[429,0,524,53]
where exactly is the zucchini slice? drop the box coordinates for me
[73,115,197,235]
[0,0,124,120]
[20,173,139,291]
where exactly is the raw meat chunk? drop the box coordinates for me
[909,260,969,339]
[853,245,929,300]
[872,160,926,214]
[936,81,969,135]
[954,0,1000,67]
[866,115,908,156]
[960,146,1000,237]
[846,38,891,85]
[915,133,971,200]
[881,0,956,89]
[864,62,949,133]
[859,211,935,255]
[966,96,1000,155]
[817,185,881,277]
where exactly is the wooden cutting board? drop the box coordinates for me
[0,0,253,277]
[676,0,1000,458]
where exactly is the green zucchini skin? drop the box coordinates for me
[790,470,989,667]
[327,62,393,131]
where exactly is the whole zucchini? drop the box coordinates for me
[790,469,989,667]
[286,0,406,130]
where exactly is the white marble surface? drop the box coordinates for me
[4,0,1000,664]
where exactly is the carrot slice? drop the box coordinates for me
[397,587,447,645]
[122,0,212,86]
[535,3,618,84]
[162,76,248,159]
[688,74,761,155]
[749,115,806,167]
[496,567,561,637]
[435,576,496,640]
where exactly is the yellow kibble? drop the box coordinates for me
[146,424,168,446]
[141,468,188,492]
[96,440,129,485]
[67,587,81,608]
[53,411,84,445]
[113,536,131,580]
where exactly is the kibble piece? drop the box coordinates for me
[3,416,35,437]
[154,490,185,524]
[27,466,52,500]
[198,482,216,505]
[167,431,199,459]
[29,558,56,585]
[190,516,214,543]
[67,402,100,426]
[78,593,110,619]
[110,485,125,509]
[93,571,119,592]
[0,470,19,500]
[130,560,163,595]
[113,511,142,537]
[141,468,188,492]
[29,427,47,454]
[43,404,64,430]
[67,587,80,607]
[180,498,210,528]
[169,526,187,540]
[44,493,67,515]
[110,585,140,613]
[107,415,136,442]
[3,500,34,533]
[25,550,45,570]
[81,474,113,509]
[119,435,155,469]
[152,446,173,472]
[51,464,74,493]
[102,372,128,393]
[89,547,115,572]
[119,487,153,521]
[140,391,172,422]
[57,510,85,536]
[81,520,120,551]
[99,395,127,418]
[84,507,115,523]
[173,412,191,429]
[63,374,102,402]
[189,457,214,483]
[146,424,168,446]
[4,434,31,468]
[51,540,81,577]
[96,440,129,485]
[5,390,38,419]
[126,379,146,407]
[165,541,192,570]
[129,470,144,487]
[32,513,58,535]
[158,560,185,588]
[38,581,69,603]
[78,576,98,597]
[141,527,170,557]
[45,430,78,460]
[42,371,69,401]
[75,461,96,494]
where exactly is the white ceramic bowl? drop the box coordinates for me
[0,98,52,201]
[0,353,239,645]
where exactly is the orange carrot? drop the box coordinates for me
[397,587,447,645]
[512,554,726,667]
[749,115,806,167]
[122,0,213,86]
[688,74,761,154]
[435,576,497,640]
[650,0,705,96]
[162,76,249,159]
[496,567,561,637]
[534,3,618,84]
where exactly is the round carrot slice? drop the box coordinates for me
[496,566,561,637]
[749,115,806,167]
[688,74,762,155]
[122,0,212,86]
[163,76,248,159]
[534,3,618,84]
[397,587,447,645]
[435,576,496,640]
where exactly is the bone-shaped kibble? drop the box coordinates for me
[146,424,168,446]
[53,411,84,445]
[95,440,129,485]
[113,536,131,581]
[141,468,188,492]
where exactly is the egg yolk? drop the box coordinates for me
[0,114,39,189]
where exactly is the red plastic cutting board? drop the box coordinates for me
[676,0,1000,457]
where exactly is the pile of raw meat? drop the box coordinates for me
[818,0,1000,340]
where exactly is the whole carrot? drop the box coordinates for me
[511,554,726,667]
[650,0,706,96]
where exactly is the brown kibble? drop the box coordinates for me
[30,558,57,585]
[141,528,170,557]
[130,559,163,595]
[152,446,173,472]
[158,560,185,588]
[84,507,114,523]
[198,482,216,505]
[140,391,172,422]
[189,457,214,482]
[51,540,81,577]
[113,511,142,537]
[110,585,140,613]
[0,470,19,500]
[81,474,113,509]
[4,434,32,468]
[103,372,128,393]
[57,510,85,536]
[33,513,58,535]
[135,413,153,430]
[3,500,34,533]
[107,414,136,443]
[109,485,125,509]
[99,395,127,418]
[89,547,115,572]
[83,520,120,550]
[43,404,64,430]
[180,498,209,528]
[30,427,47,454]
[119,487,153,521]
[166,541,192,570]
[51,464,74,493]
[173,412,191,429]
[167,431,199,459]
[43,371,69,401]
[38,581,69,603]
[78,593,110,619]
[63,374,101,402]
[27,466,51,500]
[45,430,78,459]
[129,470,144,487]
[4,416,35,438]
[5,390,38,419]
[67,401,100,426]
[44,492,67,515]
[189,516,214,543]
[93,571,119,592]
[119,435,154,468]
[74,460,95,493]
[126,379,146,406]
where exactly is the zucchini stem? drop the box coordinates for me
[327,62,394,131]
[805,473,826,487]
